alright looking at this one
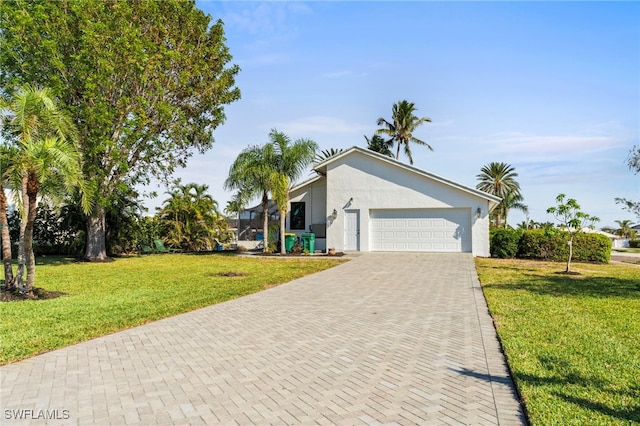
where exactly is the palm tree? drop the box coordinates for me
[498,190,528,229]
[2,84,90,292]
[0,146,16,288]
[225,130,317,254]
[476,162,521,228]
[269,130,317,254]
[614,219,636,239]
[159,182,225,252]
[364,134,394,158]
[376,100,432,164]
[224,192,246,241]
[225,144,277,252]
[315,148,344,164]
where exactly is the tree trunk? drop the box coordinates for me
[24,175,39,293]
[15,175,28,291]
[279,209,286,255]
[0,188,14,288]
[261,192,269,253]
[84,204,111,261]
[566,236,573,273]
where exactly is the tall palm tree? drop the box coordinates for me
[0,146,16,288]
[2,84,90,292]
[476,162,521,228]
[269,130,317,254]
[225,130,317,254]
[376,100,432,164]
[0,186,11,286]
[364,134,394,158]
[225,144,277,252]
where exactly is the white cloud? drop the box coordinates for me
[274,115,370,137]
[491,132,623,157]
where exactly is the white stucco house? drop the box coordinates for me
[286,146,501,257]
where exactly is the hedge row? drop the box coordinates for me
[490,229,611,263]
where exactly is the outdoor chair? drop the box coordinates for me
[139,243,155,255]
[153,239,182,253]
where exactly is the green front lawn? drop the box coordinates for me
[476,258,640,425]
[0,254,345,365]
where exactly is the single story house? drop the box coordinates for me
[583,228,628,248]
[287,146,500,257]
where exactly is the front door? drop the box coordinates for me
[344,210,360,251]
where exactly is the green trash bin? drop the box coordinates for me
[284,233,296,253]
[301,233,315,253]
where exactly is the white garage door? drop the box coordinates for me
[370,208,471,252]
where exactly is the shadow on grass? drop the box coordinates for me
[483,274,640,299]
[34,256,81,267]
[513,362,640,424]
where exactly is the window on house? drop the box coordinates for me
[290,202,305,230]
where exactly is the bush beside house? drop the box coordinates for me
[490,229,611,263]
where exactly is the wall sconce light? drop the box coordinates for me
[348,197,354,203]
[331,209,338,220]
[476,207,482,218]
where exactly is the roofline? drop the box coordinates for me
[289,174,324,194]
[313,146,502,205]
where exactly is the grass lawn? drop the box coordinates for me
[476,258,640,425]
[613,248,640,254]
[0,253,345,365]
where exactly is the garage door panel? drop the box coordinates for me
[370,208,471,252]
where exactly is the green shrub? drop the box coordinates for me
[490,228,521,258]
[517,229,561,260]
[629,240,640,248]
[572,233,611,263]
[517,230,610,263]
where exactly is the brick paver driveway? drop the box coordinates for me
[1,253,526,425]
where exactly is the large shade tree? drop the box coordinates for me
[0,0,241,261]
[1,84,90,292]
[476,162,521,228]
[376,100,432,165]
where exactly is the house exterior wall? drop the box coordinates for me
[324,151,491,256]
[288,177,327,251]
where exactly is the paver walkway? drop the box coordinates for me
[1,253,526,425]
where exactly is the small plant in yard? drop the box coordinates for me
[547,193,599,273]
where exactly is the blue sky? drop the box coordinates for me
[146,1,640,229]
